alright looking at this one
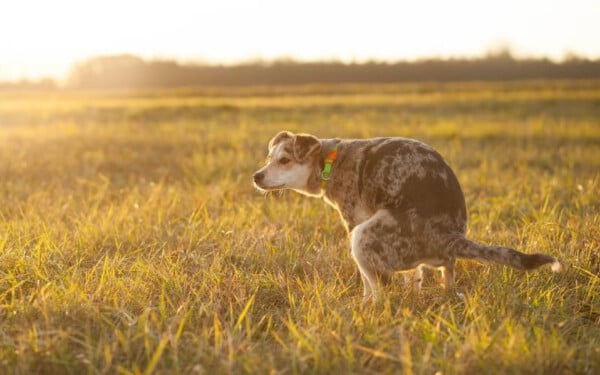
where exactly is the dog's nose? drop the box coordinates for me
[253,172,264,182]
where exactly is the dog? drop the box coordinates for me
[253,131,562,300]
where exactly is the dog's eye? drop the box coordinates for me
[279,157,290,165]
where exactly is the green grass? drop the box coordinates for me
[0,80,599,374]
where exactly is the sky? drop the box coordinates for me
[1,0,599,81]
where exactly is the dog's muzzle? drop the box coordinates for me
[253,172,264,184]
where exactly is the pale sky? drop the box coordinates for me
[1,0,599,80]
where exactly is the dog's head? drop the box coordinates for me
[253,131,323,195]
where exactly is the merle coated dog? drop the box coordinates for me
[253,131,561,300]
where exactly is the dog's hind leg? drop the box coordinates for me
[352,242,384,302]
[440,258,464,298]
[440,258,455,289]
[350,210,400,302]
[359,272,371,300]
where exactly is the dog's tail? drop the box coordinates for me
[446,234,562,272]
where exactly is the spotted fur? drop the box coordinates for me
[253,131,562,300]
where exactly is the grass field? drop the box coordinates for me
[0,80,599,374]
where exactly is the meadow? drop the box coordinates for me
[0,80,598,374]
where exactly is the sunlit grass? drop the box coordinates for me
[0,81,598,374]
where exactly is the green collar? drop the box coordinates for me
[321,144,339,188]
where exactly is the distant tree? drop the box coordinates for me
[0,78,56,91]
[62,53,600,89]
[69,55,147,89]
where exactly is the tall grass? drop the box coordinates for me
[0,81,598,374]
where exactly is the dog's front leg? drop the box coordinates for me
[403,265,424,293]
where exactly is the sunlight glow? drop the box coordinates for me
[1,0,599,80]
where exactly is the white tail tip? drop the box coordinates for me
[551,260,563,273]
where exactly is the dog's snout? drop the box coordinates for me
[253,172,264,182]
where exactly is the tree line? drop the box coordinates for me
[3,52,600,90]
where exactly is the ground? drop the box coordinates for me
[0,80,598,374]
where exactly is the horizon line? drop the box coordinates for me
[3,48,600,83]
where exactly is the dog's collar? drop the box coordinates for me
[321,144,339,188]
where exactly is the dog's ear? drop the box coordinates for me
[268,131,294,152]
[292,134,321,162]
